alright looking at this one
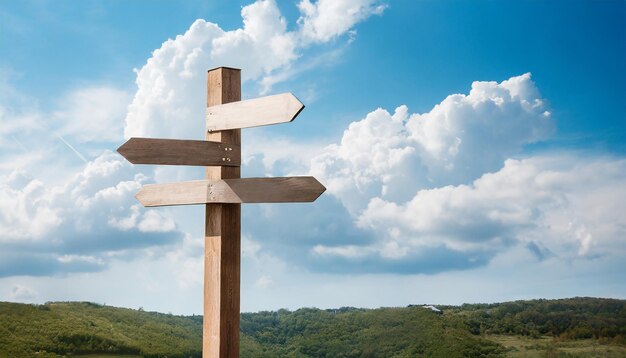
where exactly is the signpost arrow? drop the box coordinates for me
[206,92,304,132]
[135,177,326,207]
[117,137,241,166]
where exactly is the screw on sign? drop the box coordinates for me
[117,67,325,357]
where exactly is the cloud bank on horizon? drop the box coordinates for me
[0,0,624,293]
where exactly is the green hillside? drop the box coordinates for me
[0,302,202,357]
[0,298,624,357]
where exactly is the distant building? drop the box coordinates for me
[421,305,443,314]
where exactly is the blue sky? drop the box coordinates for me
[0,0,624,314]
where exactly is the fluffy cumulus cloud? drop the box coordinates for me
[124,0,385,139]
[246,73,626,274]
[352,155,626,266]
[0,151,183,277]
[310,73,554,214]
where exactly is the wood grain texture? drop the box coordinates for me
[223,177,325,203]
[206,92,304,132]
[135,180,208,206]
[204,67,241,358]
[135,177,326,206]
[117,137,240,167]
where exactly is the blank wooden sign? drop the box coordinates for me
[206,93,304,132]
[117,137,241,167]
[135,177,326,207]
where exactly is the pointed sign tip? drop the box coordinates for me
[286,93,305,122]
[116,138,136,164]
[206,92,306,131]
[116,143,126,156]
[134,185,156,207]
[311,177,326,201]
[117,137,135,151]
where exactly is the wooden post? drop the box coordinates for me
[204,67,241,357]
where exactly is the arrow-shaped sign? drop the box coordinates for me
[206,93,304,132]
[117,137,240,166]
[135,177,325,207]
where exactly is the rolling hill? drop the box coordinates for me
[0,297,624,357]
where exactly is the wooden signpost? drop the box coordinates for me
[117,67,325,357]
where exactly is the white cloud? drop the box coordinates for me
[11,284,36,300]
[312,244,372,258]
[57,255,105,266]
[0,151,183,276]
[236,73,623,274]
[0,170,62,240]
[352,155,626,261]
[0,111,42,141]
[108,204,176,233]
[54,86,131,143]
[0,75,44,147]
[407,73,553,175]
[0,78,131,160]
[0,78,131,185]
[242,130,325,176]
[164,234,204,289]
[242,235,263,258]
[310,73,554,215]
[255,275,274,289]
[124,0,385,139]
[297,0,386,43]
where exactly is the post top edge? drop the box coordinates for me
[207,66,242,73]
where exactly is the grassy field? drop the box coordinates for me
[77,356,142,358]
[72,339,626,358]
[488,335,626,357]
[69,339,626,358]
[1,297,624,357]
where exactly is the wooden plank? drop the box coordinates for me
[135,180,209,207]
[204,67,241,358]
[206,92,304,132]
[117,137,240,166]
[135,177,326,207]
[223,177,325,203]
